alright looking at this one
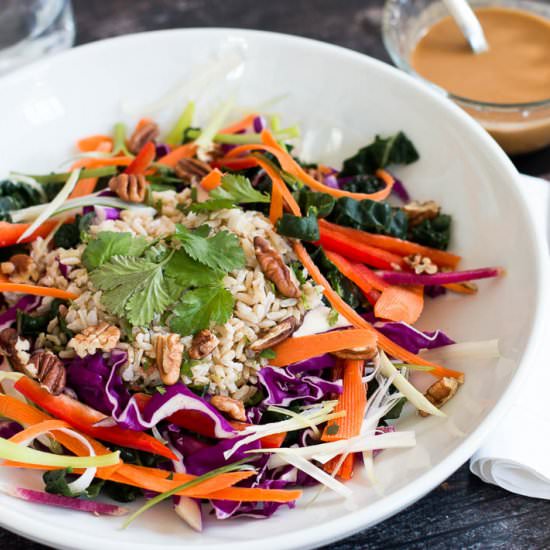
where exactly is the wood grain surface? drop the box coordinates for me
[1,1,549,548]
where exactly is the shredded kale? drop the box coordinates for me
[339,174,386,194]
[340,132,419,177]
[0,180,44,221]
[296,189,335,218]
[53,213,94,249]
[276,212,319,242]
[409,214,452,250]
[43,468,104,499]
[17,299,68,337]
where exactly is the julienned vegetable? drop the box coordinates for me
[0,102,502,530]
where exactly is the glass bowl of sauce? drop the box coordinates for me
[382,0,550,154]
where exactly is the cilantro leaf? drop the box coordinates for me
[82,232,149,271]
[165,249,223,287]
[90,256,175,326]
[211,174,270,204]
[170,286,234,335]
[188,199,236,213]
[173,225,245,272]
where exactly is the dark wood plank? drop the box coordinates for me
[1,1,549,548]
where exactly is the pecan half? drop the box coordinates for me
[108,173,147,203]
[331,345,378,360]
[68,322,121,358]
[404,253,438,275]
[1,254,36,281]
[419,377,460,417]
[0,328,31,373]
[28,351,66,395]
[155,333,184,386]
[174,158,212,185]
[402,200,440,228]
[249,316,297,352]
[189,329,219,360]
[210,395,246,422]
[254,236,301,298]
[128,121,159,155]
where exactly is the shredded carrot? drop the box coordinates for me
[76,135,113,153]
[443,282,477,295]
[213,156,260,171]
[254,156,301,216]
[156,143,197,168]
[70,140,114,198]
[318,219,461,269]
[293,242,463,379]
[269,179,283,224]
[224,130,393,201]
[0,277,78,300]
[0,221,58,247]
[204,485,302,503]
[220,113,258,134]
[200,168,223,191]
[270,329,377,367]
[325,454,355,480]
[70,156,132,170]
[325,251,388,292]
[375,284,424,325]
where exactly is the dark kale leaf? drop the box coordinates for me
[340,132,419,177]
[310,247,362,309]
[43,468,104,498]
[409,214,452,250]
[296,189,335,218]
[327,197,408,238]
[17,299,67,337]
[339,174,386,194]
[103,480,143,503]
[53,213,94,249]
[276,213,319,242]
[0,180,44,221]
[44,182,64,201]
[381,396,407,423]
[0,244,28,263]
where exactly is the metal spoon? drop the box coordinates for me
[442,0,489,54]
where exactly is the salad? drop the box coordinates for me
[0,104,502,528]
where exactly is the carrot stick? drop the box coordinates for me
[224,137,392,202]
[157,143,197,168]
[0,277,78,300]
[324,454,355,480]
[213,156,260,171]
[220,113,258,134]
[270,329,377,367]
[322,360,366,441]
[324,251,388,292]
[269,179,283,224]
[318,219,461,269]
[254,156,301,216]
[70,156,132,169]
[76,135,113,153]
[0,221,58,247]
[70,140,114,198]
[200,168,223,191]
[293,242,463,379]
[204,485,302,503]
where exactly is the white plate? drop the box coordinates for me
[0,28,546,550]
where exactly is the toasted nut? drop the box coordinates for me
[128,121,159,155]
[1,254,36,282]
[108,173,147,203]
[28,351,66,395]
[254,236,301,299]
[0,328,31,373]
[189,329,219,360]
[419,377,460,417]
[155,333,184,386]
[250,316,297,352]
[174,158,212,185]
[210,395,246,422]
[68,322,121,358]
[404,254,438,275]
[331,346,378,360]
[402,200,440,227]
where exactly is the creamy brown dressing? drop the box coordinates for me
[411,7,550,104]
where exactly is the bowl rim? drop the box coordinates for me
[0,26,547,550]
[381,0,550,111]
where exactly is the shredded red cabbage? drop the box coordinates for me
[374,321,454,354]
[0,295,41,331]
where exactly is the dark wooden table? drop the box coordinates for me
[2,1,549,549]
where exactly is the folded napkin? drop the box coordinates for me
[470,174,550,498]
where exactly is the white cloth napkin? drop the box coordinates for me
[470,174,550,498]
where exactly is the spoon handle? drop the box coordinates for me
[442,0,489,54]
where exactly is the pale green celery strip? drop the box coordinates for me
[165,101,195,146]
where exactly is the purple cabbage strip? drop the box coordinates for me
[389,174,410,202]
[378,267,502,286]
[0,295,41,331]
[323,174,340,189]
[104,376,236,438]
[425,285,447,298]
[0,421,23,439]
[286,354,336,376]
[155,143,171,158]
[82,205,120,222]
[253,116,266,133]
[374,321,454,354]
[258,366,342,407]
[58,262,70,279]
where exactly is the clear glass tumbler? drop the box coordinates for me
[0,0,75,75]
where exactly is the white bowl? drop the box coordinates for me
[0,28,546,550]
